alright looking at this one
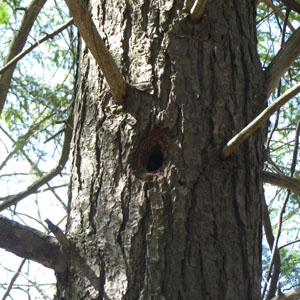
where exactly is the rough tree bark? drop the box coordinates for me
[57,1,266,299]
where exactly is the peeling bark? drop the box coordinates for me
[58,1,266,299]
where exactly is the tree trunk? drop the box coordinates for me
[56,1,266,299]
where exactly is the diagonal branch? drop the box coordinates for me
[0,107,73,211]
[0,18,74,75]
[63,0,127,105]
[262,171,300,195]
[265,26,300,98]
[0,0,47,116]
[221,82,300,159]
[1,258,26,300]
[262,199,281,300]
[0,215,67,272]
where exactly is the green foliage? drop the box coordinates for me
[0,2,9,24]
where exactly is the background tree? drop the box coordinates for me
[0,0,300,299]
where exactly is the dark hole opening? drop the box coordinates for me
[146,145,164,172]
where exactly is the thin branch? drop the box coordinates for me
[262,119,300,299]
[279,238,300,250]
[265,26,300,98]
[221,82,300,159]
[0,18,74,75]
[281,0,300,14]
[0,215,67,272]
[262,199,281,300]
[262,171,300,195]
[262,0,296,32]
[0,106,73,211]
[0,111,54,172]
[0,0,47,115]
[1,258,26,300]
[190,0,207,22]
[270,288,300,300]
[63,0,126,104]
[0,123,68,210]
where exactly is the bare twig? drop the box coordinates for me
[279,238,300,250]
[262,119,300,299]
[265,26,300,98]
[221,82,300,159]
[263,15,291,299]
[190,0,207,22]
[0,112,54,172]
[0,215,67,272]
[261,0,295,32]
[0,18,74,75]
[63,0,126,104]
[0,0,47,115]
[1,258,26,300]
[0,106,73,211]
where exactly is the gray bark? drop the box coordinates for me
[57,1,266,299]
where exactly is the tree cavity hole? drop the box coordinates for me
[147,145,164,172]
[134,131,169,176]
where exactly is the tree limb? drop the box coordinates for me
[221,82,300,159]
[0,215,67,272]
[281,0,300,14]
[262,171,300,195]
[271,288,300,300]
[0,106,73,211]
[265,26,300,98]
[0,0,47,116]
[0,18,74,75]
[63,0,126,105]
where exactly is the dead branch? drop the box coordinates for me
[0,0,47,115]
[0,215,67,272]
[265,26,300,98]
[63,0,126,105]
[221,82,300,159]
